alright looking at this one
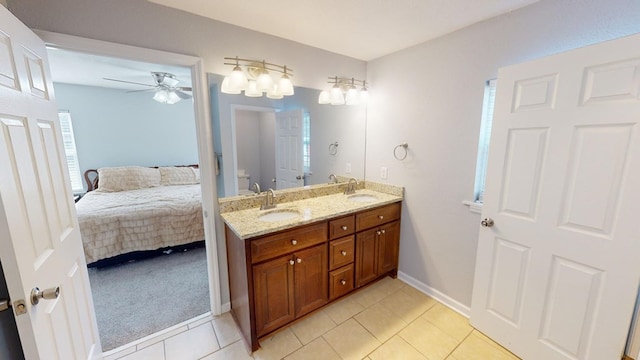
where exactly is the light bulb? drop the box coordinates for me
[345,88,359,105]
[221,77,241,94]
[318,90,330,104]
[360,87,369,103]
[330,86,344,105]
[244,80,262,97]
[153,89,169,103]
[256,71,274,93]
[228,65,248,91]
[278,73,294,96]
[266,84,283,99]
[166,91,181,104]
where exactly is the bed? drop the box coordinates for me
[76,165,204,264]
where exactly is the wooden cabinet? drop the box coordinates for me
[225,200,401,352]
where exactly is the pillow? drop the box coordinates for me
[97,166,161,192]
[159,166,200,186]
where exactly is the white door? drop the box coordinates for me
[275,109,304,190]
[471,33,640,360]
[0,7,102,359]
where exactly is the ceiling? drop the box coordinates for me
[147,0,539,61]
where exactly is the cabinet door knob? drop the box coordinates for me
[377,230,381,235]
[378,215,384,220]
[296,258,302,264]
[340,280,347,285]
[341,250,347,256]
[381,229,386,234]
[289,259,295,266]
[341,225,348,231]
[291,239,298,245]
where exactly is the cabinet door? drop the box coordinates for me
[378,221,400,275]
[294,244,328,317]
[253,254,295,337]
[356,228,379,288]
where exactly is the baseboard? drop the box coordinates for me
[398,271,471,318]
[221,302,231,313]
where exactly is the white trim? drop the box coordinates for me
[462,200,483,214]
[221,302,231,313]
[34,31,223,317]
[398,270,471,318]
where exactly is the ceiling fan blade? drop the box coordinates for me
[174,90,193,99]
[125,89,155,93]
[177,86,192,92]
[103,78,156,87]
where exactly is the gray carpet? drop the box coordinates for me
[88,246,209,351]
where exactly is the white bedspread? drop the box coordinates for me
[76,184,204,263]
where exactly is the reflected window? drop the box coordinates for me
[303,112,311,173]
[58,111,84,193]
[473,79,497,203]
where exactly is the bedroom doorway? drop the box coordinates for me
[40,32,221,353]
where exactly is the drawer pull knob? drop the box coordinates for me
[297,258,302,264]
[289,260,295,266]
[377,230,381,235]
[378,215,384,220]
[341,225,348,231]
[381,229,386,234]
[341,250,347,256]
[340,279,347,285]
[291,239,298,245]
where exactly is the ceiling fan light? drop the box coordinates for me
[266,84,284,99]
[256,72,274,92]
[330,86,345,105]
[153,89,169,103]
[318,90,331,104]
[228,65,248,91]
[245,80,262,97]
[221,77,241,94]
[166,91,181,104]
[278,74,294,96]
[345,88,359,105]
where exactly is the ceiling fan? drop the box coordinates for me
[103,72,192,104]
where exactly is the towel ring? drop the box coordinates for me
[329,141,339,156]
[394,143,408,161]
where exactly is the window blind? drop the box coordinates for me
[58,111,84,193]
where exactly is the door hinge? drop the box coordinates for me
[1,298,27,316]
[0,298,9,312]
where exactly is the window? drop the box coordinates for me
[473,79,497,204]
[58,111,84,193]
[303,112,311,173]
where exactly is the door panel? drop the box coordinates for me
[275,109,304,189]
[253,254,295,337]
[294,244,328,317]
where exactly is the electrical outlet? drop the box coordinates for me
[346,162,352,173]
[380,166,388,179]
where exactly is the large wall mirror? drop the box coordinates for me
[208,73,367,198]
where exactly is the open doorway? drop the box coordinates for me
[43,37,219,351]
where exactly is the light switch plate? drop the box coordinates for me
[346,162,352,173]
[380,166,388,179]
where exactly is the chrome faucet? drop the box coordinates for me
[344,178,358,195]
[328,174,338,184]
[251,182,261,194]
[261,188,277,210]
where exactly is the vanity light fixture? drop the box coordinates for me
[221,56,294,98]
[318,76,369,105]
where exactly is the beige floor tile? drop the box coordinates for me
[290,310,337,345]
[164,322,220,360]
[253,328,302,360]
[369,335,427,360]
[201,340,254,360]
[323,319,381,360]
[284,337,341,360]
[422,303,473,341]
[370,276,406,295]
[212,312,242,348]
[451,332,520,360]
[135,325,189,351]
[119,342,164,360]
[322,296,365,324]
[354,303,407,342]
[399,317,459,360]
[379,286,436,323]
[350,284,389,308]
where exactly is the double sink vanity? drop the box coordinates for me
[220,180,404,351]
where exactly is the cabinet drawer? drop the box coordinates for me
[329,215,355,240]
[329,264,354,300]
[355,202,401,231]
[251,222,327,264]
[329,235,354,270]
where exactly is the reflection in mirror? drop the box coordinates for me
[208,73,367,198]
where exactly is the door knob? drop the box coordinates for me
[296,175,303,180]
[31,286,60,305]
[481,218,495,227]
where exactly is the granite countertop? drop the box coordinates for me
[221,189,403,239]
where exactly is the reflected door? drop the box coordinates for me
[471,33,640,360]
[275,109,304,189]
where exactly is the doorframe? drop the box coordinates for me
[35,31,222,316]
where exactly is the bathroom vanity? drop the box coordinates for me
[221,183,403,351]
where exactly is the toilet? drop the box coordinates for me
[237,169,253,195]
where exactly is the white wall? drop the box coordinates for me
[366,0,640,308]
[259,112,276,190]
[54,83,198,191]
[235,110,262,191]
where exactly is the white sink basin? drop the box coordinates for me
[348,194,379,203]
[258,209,300,222]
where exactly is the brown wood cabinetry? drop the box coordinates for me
[225,200,401,352]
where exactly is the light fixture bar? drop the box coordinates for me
[221,56,294,98]
[223,57,294,75]
[319,75,369,106]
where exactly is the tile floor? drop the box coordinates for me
[104,277,520,360]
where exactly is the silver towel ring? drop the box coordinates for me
[329,141,339,156]
[394,143,408,161]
